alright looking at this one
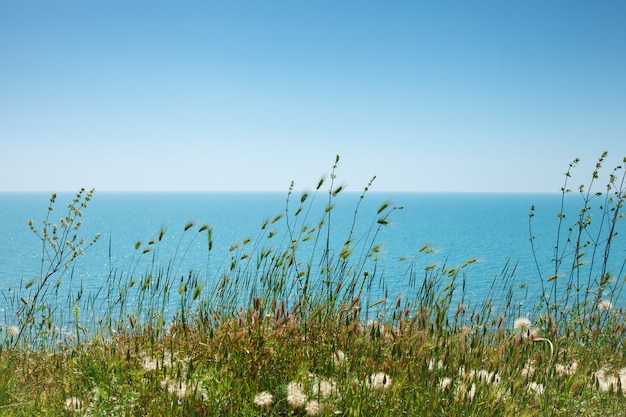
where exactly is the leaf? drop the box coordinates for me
[368,298,387,309]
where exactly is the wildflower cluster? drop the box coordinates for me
[1,155,625,416]
[252,350,393,415]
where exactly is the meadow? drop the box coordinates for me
[1,154,626,416]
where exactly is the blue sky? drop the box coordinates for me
[1,1,625,192]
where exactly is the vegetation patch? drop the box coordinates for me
[1,154,626,416]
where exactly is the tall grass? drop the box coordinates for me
[1,154,626,416]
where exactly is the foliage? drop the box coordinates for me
[1,154,626,416]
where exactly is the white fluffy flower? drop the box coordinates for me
[594,367,626,393]
[470,369,500,385]
[521,361,536,378]
[305,400,324,416]
[6,325,19,337]
[513,317,531,331]
[555,361,579,376]
[64,397,82,412]
[333,350,346,367]
[439,377,452,392]
[286,381,307,408]
[428,358,444,371]
[528,382,544,395]
[454,382,476,402]
[598,300,613,312]
[253,391,273,409]
[311,376,337,399]
[141,355,158,371]
[161,378,188,398]
[367,372,392,391]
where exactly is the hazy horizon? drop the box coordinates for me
[1,1,625,193]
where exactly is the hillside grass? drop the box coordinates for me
[1,154,626,416]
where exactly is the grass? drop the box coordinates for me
[1,154,626,416]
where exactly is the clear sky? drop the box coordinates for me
[1,1,625,192]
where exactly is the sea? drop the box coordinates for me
[1,191,625,328]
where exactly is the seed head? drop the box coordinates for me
[514,317,531,331]
[253,391,273,409]
[367,372,392,391]
[598,300,613,312]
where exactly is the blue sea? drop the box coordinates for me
[1,191,625,327]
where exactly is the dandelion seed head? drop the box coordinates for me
[555,361,579,377]
[472,369,492,383]
[514,317,531,331]
[599,300,613,312]
[468,383,476,401]
[6,325,19,337]
[594,369,617,392]
[455,382,476,402]
[311,377,337,399]
[428,359,444,371]
[333,350,346,367]
[305,400,324,416]
[439,377,452,391]
[161,378,188,399]
[141,355,158,371]
[64,397,82,412]
[521,361,536,378]
[492,373,501,385]
[470,369,500,385]
[367,372,392,391]
[524,328,540,340]
[528,382,545,395]
[253,391,273,408]
[286,381,307,408]
[594,368,626,393]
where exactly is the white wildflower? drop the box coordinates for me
[472,369,492,383]
[333,350,347,367]
[528,382,544,395]
[467,368,500,385]
[286,381,307,408]
[514,317,531,331]
[141,355,159,371]
[555,361,579,376]
[439,377,452,392]
[367,372,392,391]
[311,376,337,399]
[427,358,444,371]
[455,382,476,402]
[598,300,613,312]
[523,328,541,340]
[161,378,188,399]
[468,383,476,401]
[594,369,618,392]
[253,391,273,409]
[594,367,626,393]
[521,361,536,378]
[64,397,82,412]
[305,400,324,416]
[6,325,19,337]
[492,373,502,385]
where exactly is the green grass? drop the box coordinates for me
[1,154,626,416]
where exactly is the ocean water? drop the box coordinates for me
[1,191,625,324]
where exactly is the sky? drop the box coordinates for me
[1,0,625,193]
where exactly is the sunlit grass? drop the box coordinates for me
[1,154,626,416]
